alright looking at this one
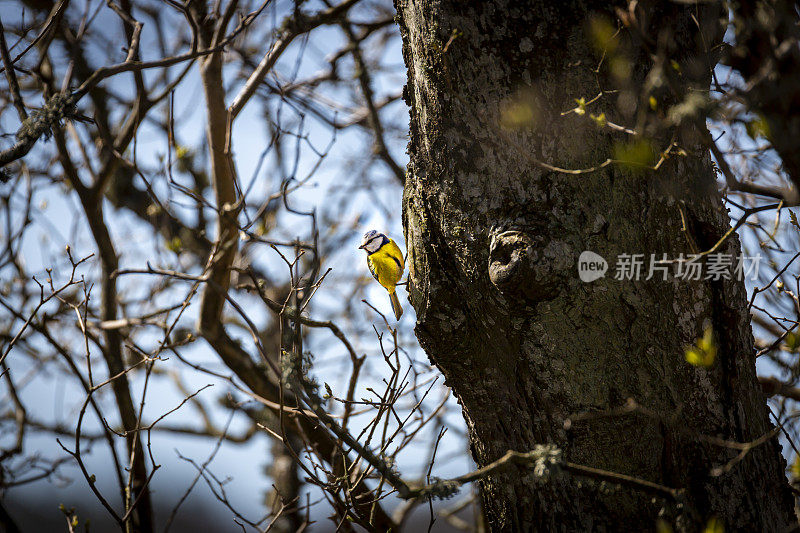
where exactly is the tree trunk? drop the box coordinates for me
[395,1,795,530]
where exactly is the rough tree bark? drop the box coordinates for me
[395,1,795,530]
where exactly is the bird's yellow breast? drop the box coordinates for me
[367,239,404,293]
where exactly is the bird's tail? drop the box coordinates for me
[389,291,403,320]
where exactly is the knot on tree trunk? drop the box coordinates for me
[488,228,558,302]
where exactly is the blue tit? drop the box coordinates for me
[359,230,405,320]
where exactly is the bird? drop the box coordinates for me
[359,230,405,320]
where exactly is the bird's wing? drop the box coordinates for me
[386,240,405,271]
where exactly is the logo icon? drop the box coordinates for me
[578,251,607,282]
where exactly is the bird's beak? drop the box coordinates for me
[358,244,365,250]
